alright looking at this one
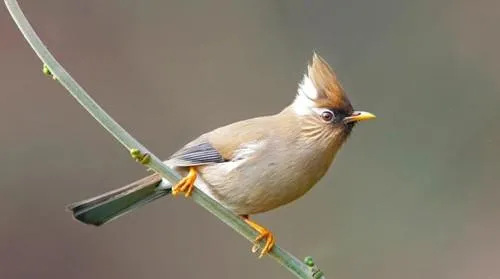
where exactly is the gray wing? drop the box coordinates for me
[167,137,227,167]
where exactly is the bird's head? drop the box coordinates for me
[291,53,375,145]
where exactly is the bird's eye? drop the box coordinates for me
[320,110,334,122]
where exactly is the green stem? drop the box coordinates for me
[4,1,325,278]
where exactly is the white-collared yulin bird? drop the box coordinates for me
[68,53,376,257]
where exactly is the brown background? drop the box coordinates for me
[1,1,499,279]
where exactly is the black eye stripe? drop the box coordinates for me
[332,109,346,116]
[332,109,351,119]
[316,108,351,123]
[316,108,352,124]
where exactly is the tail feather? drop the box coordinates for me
[67,173,170,226]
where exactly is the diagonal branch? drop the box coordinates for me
[4,1,325,278]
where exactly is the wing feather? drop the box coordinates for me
[167,115,277,167]
[167,138,226,166]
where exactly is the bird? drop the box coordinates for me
[67,53,375,258]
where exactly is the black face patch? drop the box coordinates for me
[327,108,356,135]
[344,121,356,131]
[331,108,349,124]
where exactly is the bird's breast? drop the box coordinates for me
[197,140,337,215]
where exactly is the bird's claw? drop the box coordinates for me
[172,167,197,197]
[252,231,275,258]
[244,217,275,258]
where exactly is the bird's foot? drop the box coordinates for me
[243,216,275,258]
[172,167,197,197]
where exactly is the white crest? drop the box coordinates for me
[293,74,318,115]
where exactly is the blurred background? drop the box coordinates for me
[1,1,499,278]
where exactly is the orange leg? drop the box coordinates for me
[242,215,275,258]
[172,167,197,197]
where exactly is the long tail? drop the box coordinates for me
[67,173,170,226]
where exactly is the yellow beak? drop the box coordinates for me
[343,111,376,124]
